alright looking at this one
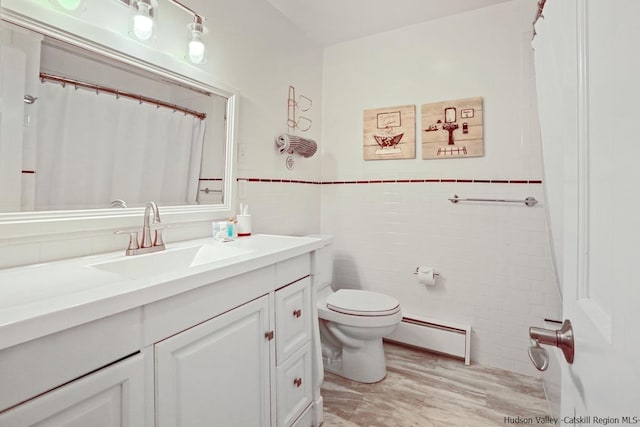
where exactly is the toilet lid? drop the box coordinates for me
[326,289,400,316]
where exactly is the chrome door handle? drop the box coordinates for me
[528,319,574,371]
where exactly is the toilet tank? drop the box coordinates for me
[309,236,333,294]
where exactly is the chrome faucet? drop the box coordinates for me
[116,201,166,256]
[141,201,162,249]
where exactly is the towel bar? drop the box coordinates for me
[448,194,538,207]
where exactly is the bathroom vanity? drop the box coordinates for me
[0,234,326,427]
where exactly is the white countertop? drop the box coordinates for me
[0,234,327,350]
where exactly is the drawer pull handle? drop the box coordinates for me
[293,377,303,388]
[265,331,274,341]
[293,309,302,318]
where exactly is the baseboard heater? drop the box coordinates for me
[384,314,471,365]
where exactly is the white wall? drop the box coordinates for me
[195,0,323,235]
[0,0,323,267]
[320,1,561,375]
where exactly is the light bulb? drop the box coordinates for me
[187,19,207,65]
[133,14,154,40]
[50,0,82,11]
[188,37,205,64]
[132,1,154,41]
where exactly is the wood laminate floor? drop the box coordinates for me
[321,342,551,427]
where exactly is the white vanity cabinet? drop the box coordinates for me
[151,254,315,427]
[155,295,271,427]
[0,352,145,427]
[0,308,145,427]
[0,236,325,427]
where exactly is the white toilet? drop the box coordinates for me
[313,242,402,383]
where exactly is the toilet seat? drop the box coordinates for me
[326,289,400,316]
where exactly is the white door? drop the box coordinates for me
[534,0,640,419]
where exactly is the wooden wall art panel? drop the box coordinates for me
[363,104,416,160]
[421,97,483,159]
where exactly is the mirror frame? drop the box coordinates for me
[0,7,238,239]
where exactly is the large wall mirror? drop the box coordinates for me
[0,8,237,237]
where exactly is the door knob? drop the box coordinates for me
[528,340,550,371]
[528,319,574,370]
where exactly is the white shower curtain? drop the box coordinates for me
[532,13,568,291]
[0,45,26,212]
[35,83,205,210]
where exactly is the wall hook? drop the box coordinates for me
[287,85,312,132]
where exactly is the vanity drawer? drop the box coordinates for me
[0,352,145,426]
[276,342,312,427]
[0,308,142,412]
[143,265,274,345]
[275,277,312,364]
[276,254,310,288]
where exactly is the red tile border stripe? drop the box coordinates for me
[237,178,543,184]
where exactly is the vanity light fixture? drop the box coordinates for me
[115,0,157,41]
[49,0,84,12]
[132,0,156,41]
[187,15,207,64]
[115,0,208,63]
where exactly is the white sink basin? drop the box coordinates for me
[88,244,251,279]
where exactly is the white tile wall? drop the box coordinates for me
[241,181,321,237]
[0,220,217,269]
[0,240,41,269]
[321,181,561,376]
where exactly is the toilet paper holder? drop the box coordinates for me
[413,267,440,277]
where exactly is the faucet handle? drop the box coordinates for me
[115,230,140,255]
[153,227,166,248]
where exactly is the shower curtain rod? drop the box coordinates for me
[39,72,207,120]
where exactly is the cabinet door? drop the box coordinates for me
[155,295,271,427]
[276,277,312,364]
[0,353,145,427]
[276,343,312,427]
[290,404,314,427]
